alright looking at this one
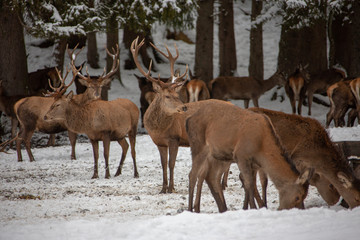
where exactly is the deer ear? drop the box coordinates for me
[66,91,74,100]
[152,82,162,93]
[296,168,314,185]
[337,172,353,189]
[78,78,90,87]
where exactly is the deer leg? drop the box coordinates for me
[168,140,179,193]
[22,128,35,162]
[307,93,313,116]
[297,96,304,115]
[10,118,18,149]
[244,100,250,109]
[188,168,197,212]
[289,95,296,114]
[194,176,205,213]
[347,108,357,127]
[259,169,268,208]
[128,128,139,178]
[326,105,335,127]
[252,98,259,108]
[221,167,230,190]
[237,160,257,209]
[47,134,55,147]
[90,139,99,179]
[115,138,129,177]
[103,135,111,179]
[157,146,169,193]
[68,131,77,160]
[206,166,227,213]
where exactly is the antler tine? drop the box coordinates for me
[45,66,70,97]
[150,42,181,82]
[101,44,120,80]
[130,37,159,83]
[66,43,91,83]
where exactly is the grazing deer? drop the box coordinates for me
[285,64,310,115]
[326,80,357,127]
[306,67,346,116]
[184,100,312,212]
[208,70,286,108]
[0,80,27,147]
[14,44,118,162]
[247,108,343,207]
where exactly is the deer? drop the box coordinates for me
[132,37,211,193]
[43,47,139,179]
[349,77,360,124]
[285,64,310,115]
[326,80,357,127]
[208,70,286,108]
[28,66,62,95]
[306,67,346,116]
[186,78,210,102]
[13,44,119,162]
[183,100,313,212]
[43,90,140,179]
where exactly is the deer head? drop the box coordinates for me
[130,37,188,114]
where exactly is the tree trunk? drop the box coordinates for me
[218,0,236,76]
[249,0,263,81]
[105,13,121,100]
[54,37,67,74]
[278,4,327,76]
[331,1,360,77]
[0,4,28,95]
[123,25,160,72]
[87,32,99,69]
[195,0,214,82]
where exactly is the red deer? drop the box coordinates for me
[326,80,357,127]
[184,100,312,212]
[208,70,286,108]
[28,67,61,95]
[306,67,346,116]
[14,44,118,162]
[43,91,139,179]
[43,46,139,179]
[285,64,310,115]
[131,37,205,193]
[186,78,210,102]
[349,78,360,124]
[239,108,360,209]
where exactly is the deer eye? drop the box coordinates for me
[165,96,170,99]
[295,196,300,202]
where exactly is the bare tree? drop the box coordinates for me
[249,0,263,81]
[195,0,214,82]
[218,0,236,76]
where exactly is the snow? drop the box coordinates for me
[1,2,360,239]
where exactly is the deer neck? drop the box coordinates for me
[63,101,91,133]
[144,98,176,131]
[258,75,280,94]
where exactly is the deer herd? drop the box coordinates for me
[1,37,360,213]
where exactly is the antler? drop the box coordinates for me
[149,42,188,83]
[130,37,188,88]
[99,44,120,80]
[45,65,80,98]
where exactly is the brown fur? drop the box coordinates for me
[186,79,210,102]
[44,94,139,179]
[249,108,343,206]
[28,67,61,95]
[185,100,311,212]
[349,78,360,123]
[326,80,356,127]
[209,70,285,108]
[285,65,310,115]
[307,67,346,116]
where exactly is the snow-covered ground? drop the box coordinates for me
[1,2,360,239]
